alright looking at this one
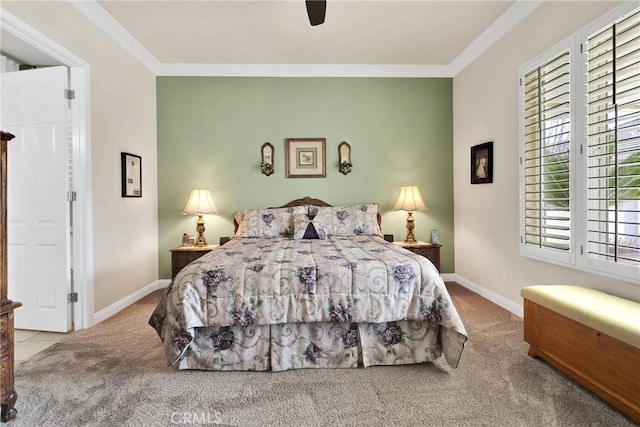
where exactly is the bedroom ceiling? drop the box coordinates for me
[1,0,534,76]
[95,0,514,66]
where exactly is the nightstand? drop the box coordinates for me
[393,241,441,272]
[170,245,219,279]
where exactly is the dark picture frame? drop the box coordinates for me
[471,141,493,184]
[121,152,142,197]
[285,138,326,178]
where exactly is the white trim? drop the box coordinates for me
[0,8,95,330]
[1,8,85,66]
[581,1,640,38]
[449,274,524,318]
[68,0,160,74]
[158,63,452,78]
[93,279,168,325]
[69,66,94,330]
[448,0,543,76]
[65,0,541,78]
[441,273,456,282]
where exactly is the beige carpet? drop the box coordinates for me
[6,283,635,426]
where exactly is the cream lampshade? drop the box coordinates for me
[393,185,428,244]
[182,189,218,246]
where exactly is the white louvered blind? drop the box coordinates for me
[586,9,640,266]
[523,51,571,252]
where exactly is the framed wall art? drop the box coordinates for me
[471,141,493,184]
[121,152,142,197]
[285,138,326,178]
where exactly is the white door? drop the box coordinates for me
[1,66,71,332]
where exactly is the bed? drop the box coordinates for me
[150,197,468,372]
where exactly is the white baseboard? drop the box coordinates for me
[93,279,170,325]
[441,273,457,282]
[446,274,524,318]
[92,275,523,325]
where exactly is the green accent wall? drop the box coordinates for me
[157,77,454,279]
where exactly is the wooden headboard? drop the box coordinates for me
[232,196,382,233]
[277,196,333,209]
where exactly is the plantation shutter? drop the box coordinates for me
[523,51,571,252]
[586,9,640,266]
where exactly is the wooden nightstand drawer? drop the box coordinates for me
[170,245,219,279]
[393,241,441,272]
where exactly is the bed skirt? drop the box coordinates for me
[178,319,446,372]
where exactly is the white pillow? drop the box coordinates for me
[308,203,381,237]
[235,206,308,238]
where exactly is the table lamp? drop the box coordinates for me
[393,185,428,244]
[182,189,217,246]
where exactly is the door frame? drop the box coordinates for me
[1,9,94,330]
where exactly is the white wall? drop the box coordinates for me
[2,1,158,312]
[453,1,639,307]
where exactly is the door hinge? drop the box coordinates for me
[68,292,78,303]
[67,191,77,202]
[65,89,75,100]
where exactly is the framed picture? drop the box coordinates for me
[471,141,493,184]
[285,138,326,178]
[431,229,440,244]
[121,152,142,197]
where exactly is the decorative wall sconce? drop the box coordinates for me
[261,142,274,176]
[338,141,352,175]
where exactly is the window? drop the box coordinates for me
[522,50,572,256]
[520,5,640,283]
[586,9,640,268]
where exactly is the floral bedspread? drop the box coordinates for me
[150,235,468,367]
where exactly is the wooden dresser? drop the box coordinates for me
[1,131,21,422]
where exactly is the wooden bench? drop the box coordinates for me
[521,285,640,423]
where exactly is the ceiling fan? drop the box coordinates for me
[305,0,326,26]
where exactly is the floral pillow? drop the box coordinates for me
[308,203,381,237]
[235,206,307,238]
[292,213,327,239]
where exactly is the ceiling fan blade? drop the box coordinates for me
[305,0,326,26]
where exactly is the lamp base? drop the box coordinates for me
[404,211,417,244]
[195,214,207,246]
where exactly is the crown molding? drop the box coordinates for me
[157,63,453,78]
[66,0,542,78]
[1,7,87,67]
[69,0,160,74]
[448,0,543,76]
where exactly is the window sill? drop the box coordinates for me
[520,249,640,286]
